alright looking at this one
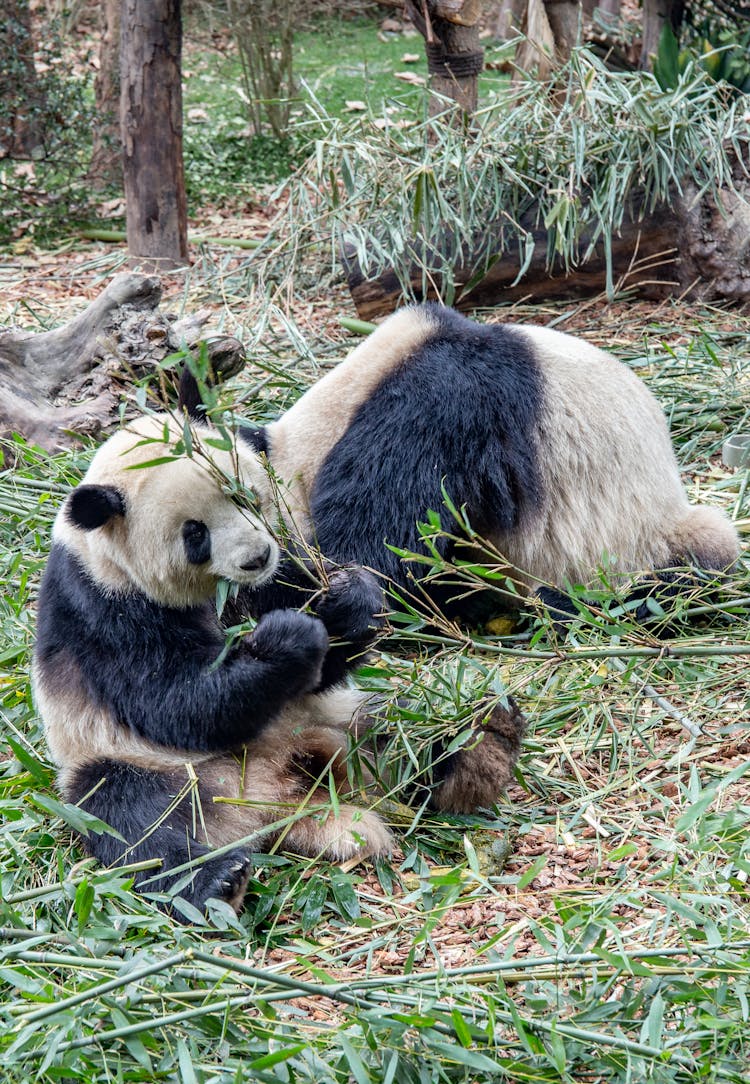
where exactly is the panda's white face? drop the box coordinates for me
[54,415,280,608]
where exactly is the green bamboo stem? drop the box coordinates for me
[2,951,127,970]
[338,316,377,336]
[16,950,190,1025]
[14,940,748,1063]
[53,993,257,1053]
[78,228,264,250]
[399,630,750,661]
[3,859,161,905]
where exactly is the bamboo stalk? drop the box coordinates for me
[16,951,190,1025]
[78,228,264,250]
[398,630,750,661]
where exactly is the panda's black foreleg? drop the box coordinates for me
[538,567,729,636]
[313,566,386,687]
[237,561,385,688]
[66,759,252,920]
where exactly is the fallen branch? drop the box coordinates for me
[78,228,264,251]
[0,273,244,450]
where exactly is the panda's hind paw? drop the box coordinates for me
[431,698,527,814]
[194,848,253,915]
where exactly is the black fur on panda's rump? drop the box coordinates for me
[309,307,545,599]
[67,758,253,916]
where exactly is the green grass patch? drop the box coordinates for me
[181,16,510,201]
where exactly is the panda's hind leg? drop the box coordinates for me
[430,698,527,814]
[66,759,253,918]
[233,721,393,862]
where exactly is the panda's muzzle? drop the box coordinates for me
[240,544,272,572]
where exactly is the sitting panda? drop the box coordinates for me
[35,410,528,916]
[33,413,398,917]
[205,303,739,621]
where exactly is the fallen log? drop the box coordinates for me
[344,174,750,320]
[0,272,244,450]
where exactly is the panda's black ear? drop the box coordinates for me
[67,485,125,530]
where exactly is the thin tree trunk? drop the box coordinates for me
[542,0,583,63]
[120,0,188,268]
[640,0,685,70]
[0,0,45,158]
[493,0,526,40]
[88,0,122,189]
[406,1,485,122]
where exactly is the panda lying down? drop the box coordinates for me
[34,412,525,916]
[223,303,738,617]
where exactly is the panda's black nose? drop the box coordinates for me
[241,545,271,572]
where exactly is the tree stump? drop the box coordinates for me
[0,273,244,450]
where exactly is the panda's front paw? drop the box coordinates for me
[248,610,329,695]
[315,566,385,645]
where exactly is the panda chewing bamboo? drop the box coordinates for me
[32,414,399,917]
[218,303,739,620]
[35,408,528,917]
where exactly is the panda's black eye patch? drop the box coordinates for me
[182,520,211,565]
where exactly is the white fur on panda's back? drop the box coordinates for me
[498,325,734,584]
[266,307,738,587]
[268,306,437,532]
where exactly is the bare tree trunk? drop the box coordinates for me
[120,0,188,268]
[640,0,685,70]
[514,0,555,77]
[0,0,45,158]
[543,0,583,63]
[88,0,122,189]
[492,0,527,40]
[406,1,485,122]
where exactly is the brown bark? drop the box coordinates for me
[120,0,188,268]
[406,1,485,121]
[640,0,685,71]
[516,0,555,78]
[343,175,750,320]
[543,0,583,63]
[0,274,244,450]
[493,0,527,41]
[0,0,45,159]
[88,0,122,189]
